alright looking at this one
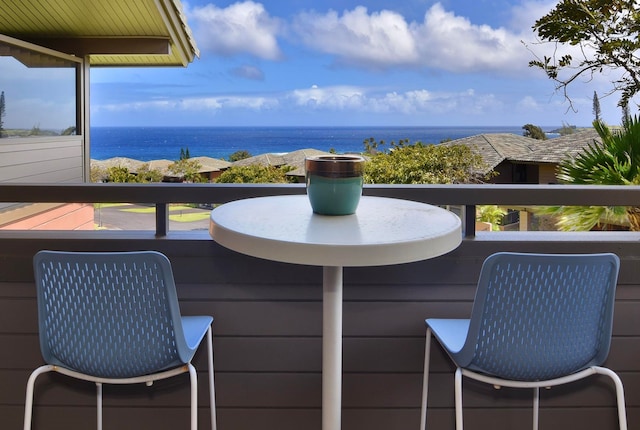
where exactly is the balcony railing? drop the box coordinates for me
[2,182,640,236]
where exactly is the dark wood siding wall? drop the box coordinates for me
[1,233,638,430]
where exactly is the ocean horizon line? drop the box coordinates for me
[89,125,561,162]
[91,124,569,129]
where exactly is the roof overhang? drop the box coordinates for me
[0,0,199,67]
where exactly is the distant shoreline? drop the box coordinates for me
[88,125,534,161]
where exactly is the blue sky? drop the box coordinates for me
[89,0,631,128]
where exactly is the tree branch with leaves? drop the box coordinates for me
[529,0,640,109]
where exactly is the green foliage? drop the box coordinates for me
[169,158,204,183]
[522,124,547,140]
[216,165,295,183]
[228,150,252,162]
[476,205,507,231]
[557,122,576,136]
[593,91,602,121]
[363,142,490,184]
[135,164,163,183]
[29,125,42,136]
[94,164,163,183]
[537,115,640,230]
[179,147,191,160]
[558,117,640,186]
[536,204,628,231]
[622,102,631,128]
[530,0,640,108]
[90,165,106,183]
[61,126,76,136]
[106,166,137,183]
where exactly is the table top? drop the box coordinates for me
[209,195,462,267]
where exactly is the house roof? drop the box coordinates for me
[230,148,334,176]
[190,156,231,173]
[442,133,538,172]
[0,0,198,66]
[443,130,603,173]
[512,129,602,164]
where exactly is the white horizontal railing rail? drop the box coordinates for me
[1,183,640,237]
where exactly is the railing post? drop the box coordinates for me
[464,205,476,237]
[156,203,168,237]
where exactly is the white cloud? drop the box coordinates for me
[291,3,542,74]
[518,95,542,111]
[508,1,559,32]
[94,84,502,118]
[287,85,500,117]
[290,85,366,109]
[96,95,279,114]
[188,1,283,60]
[291,6,418,68]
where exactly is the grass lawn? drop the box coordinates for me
[169,212,211,222]
[120,204,199,214]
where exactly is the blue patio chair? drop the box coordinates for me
[25,250,217,430]
[420,252,627,430]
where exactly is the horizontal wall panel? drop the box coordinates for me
[2,405,632,430]
[1,235,639,430]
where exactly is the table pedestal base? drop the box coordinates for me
[323,266,343,430]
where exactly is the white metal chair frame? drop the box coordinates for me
[24,251,217,430]
[420,252,628,430]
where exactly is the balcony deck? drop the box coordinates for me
[1,183,638,430]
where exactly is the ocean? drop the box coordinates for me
[90,126,528,161]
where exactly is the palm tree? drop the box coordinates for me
[543,116,640,231]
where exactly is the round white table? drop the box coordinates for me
[209,195,461,430]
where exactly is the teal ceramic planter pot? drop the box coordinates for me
[305,155,365,215]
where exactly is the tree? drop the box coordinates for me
[0,91,5,138]
[538,116,640,231]
[135,164,163,183]
[179,147,191,160]
[61,126,76,136]
[593,91,601,122]
[622,101,631,128]
[216,165,295,183]
[557,122,576,136]
[363,142,491,184]
[522,124,547,140]
[168,158,203,183]
[228,150,252,162]
[476,205,508,231]
[106,166,137,183]
[530,0,640,108]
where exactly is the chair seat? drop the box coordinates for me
[426,319,469,355]
[182,315,214,351]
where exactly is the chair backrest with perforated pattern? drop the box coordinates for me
[456,252,619,381]
[33,251,190,378]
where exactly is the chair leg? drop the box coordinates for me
[97,382,103,430]
[455,367,463,430]
[532,387,539,430]
[189,363,198,430]
[420,327,432,430]
[207,325,217,430]
[24,365,54,430]
[594,367,628,430]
